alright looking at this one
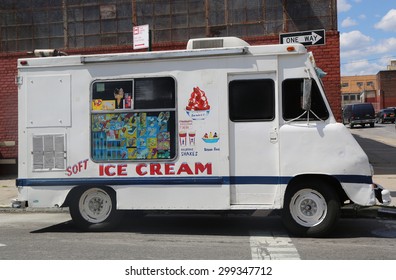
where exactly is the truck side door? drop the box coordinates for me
[228,73,280,206]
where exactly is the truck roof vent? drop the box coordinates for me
[187,37,250,50]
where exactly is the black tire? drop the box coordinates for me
[69,187,123,231]
[282,181,340,237]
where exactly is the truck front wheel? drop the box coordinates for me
[69,187,123,231]
[282,182,340,237]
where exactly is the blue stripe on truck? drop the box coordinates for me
[16,175,372,187]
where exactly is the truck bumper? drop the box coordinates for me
[373,184,392,206]
[351,119,375,125]
[11,199,27,208]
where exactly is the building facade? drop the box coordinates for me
[341,68,396,112]
[387,60,396,70]
[0,0,340,169]
[377,70,396,109]
[341,75,378,110]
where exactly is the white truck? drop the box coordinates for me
[16,37,391,237]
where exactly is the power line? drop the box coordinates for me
[341,55,396,65]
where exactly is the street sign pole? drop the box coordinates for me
[149,29,152,52]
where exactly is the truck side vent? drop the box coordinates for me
[32,134,66,171]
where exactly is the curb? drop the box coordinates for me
[1,205,395,219]
[341,205,396,219]
[0,207,69,213]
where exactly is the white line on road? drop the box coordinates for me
[0,243,6,247]
[250,231,301,260]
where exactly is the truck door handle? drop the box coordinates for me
[270,129,278,143]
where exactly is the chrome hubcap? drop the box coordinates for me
[79,188,112,223]
[290,188,327,227]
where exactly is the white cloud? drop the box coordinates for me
[337,0,352,12]
[375,9,396,31]
[339,5,396,75]
[339,30,396,75]
[341,17,358,28]
[342,58,386,76]
[368,37,396,54]
[340,30,372,51]
[358,14,366,20]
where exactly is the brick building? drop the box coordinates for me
[0,0,340,170]
[341,69,396,112]
[377,70,396,109]
[341,75,377,109]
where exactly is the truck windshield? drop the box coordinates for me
[282,78,329,121]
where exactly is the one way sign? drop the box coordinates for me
[279,29,325,46]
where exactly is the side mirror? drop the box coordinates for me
[302,78,312,111]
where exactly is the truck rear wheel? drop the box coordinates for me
[69,187,123,231]
[282,181,340,237]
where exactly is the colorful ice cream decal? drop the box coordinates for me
[179,131,196,146]
[185,86,210,120]
[91,112,172,160]
[202,132,219,143]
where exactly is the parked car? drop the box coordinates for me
[376,108,395,123]
[342,103,375,128]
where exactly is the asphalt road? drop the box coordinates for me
[0,212,395,260]
[349,123,396,172]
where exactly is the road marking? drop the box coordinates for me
[250,231,301,260]
[0,243,6,247]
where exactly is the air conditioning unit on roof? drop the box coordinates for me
[186,37,250,50]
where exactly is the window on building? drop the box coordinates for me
[357,82,363,87]
[367,81,374,86]
[229,79,275,122]
[341,82,349,87]
[282,78,329,121]
[91,77,176,161]
[0,1,133,51]
[0,0,337,52]
[350,95,356,101]
[343,95,349,101]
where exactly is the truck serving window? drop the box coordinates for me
[91,77,176,161]
[229,79,275,121]
[282,78,329,121]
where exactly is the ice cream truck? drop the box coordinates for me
[15,37,391,237]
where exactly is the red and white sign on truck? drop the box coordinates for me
[15,37,391,237]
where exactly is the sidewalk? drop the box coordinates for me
[373,174,396,206]
[1,175,395,208]
[0,176,17,207]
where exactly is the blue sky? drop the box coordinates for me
[338,0,396,76]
